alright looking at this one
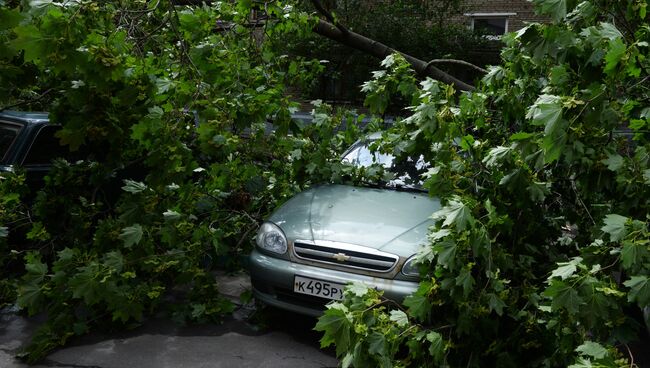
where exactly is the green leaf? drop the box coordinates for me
[642,169,650,184]
[602,153,623,171]
[25,254,48,277]
[341,353,353,368]
[544,280,584,315]
[389,310,409,327]
[315,307,352,356]
[604,38,627,74]
[532,0,567,22]
[347,282,369,297]
[147,106,164,119]
[0,8,22,31]
[482,145,512,167]
[431,197,473,231]
[29,0,54,9]
[527,181,550,202]
[367,332,387,356]
[575,341,608,359]
[623,276,650,307]
[548,257,583,281]
[155,77,174,94]
[455,267,475,297]
[426,331,445,362]
[597,23,623,40]
[103,251,124,273]
[404,290,431,321]
[10,24,48,62]
[122,180,148,194]
[550,65,569,85]
[0,226,8,238]
[601,214,628,242]
[163,210,181,221]
[542,128,567,163]
[621,240,649,270]
[509,132,536,141]
[568,357,595,368]
[432,239,457,269]
[69,264,103,305]
[17,282,44,315]
[487,293,507,316]
[119,224,143,248]
[526,94,563,135]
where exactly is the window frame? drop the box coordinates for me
[464,12,517,39]
[20,124,64,167]
[0,121,24,164]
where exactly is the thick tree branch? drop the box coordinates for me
[171,0,477,91]
[310,0,348,34]
[313,19,475,91]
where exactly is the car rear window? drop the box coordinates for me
[0,122,22,162]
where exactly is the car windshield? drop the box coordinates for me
[342,141,428,191]
[0,123,21,162]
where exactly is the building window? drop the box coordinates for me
[465,13,516,39]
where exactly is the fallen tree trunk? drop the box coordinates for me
[172,0,476,91]
[312,19,475,92]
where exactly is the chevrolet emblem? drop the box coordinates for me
[332,252,350,262]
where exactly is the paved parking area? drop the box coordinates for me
[0,273,337,368]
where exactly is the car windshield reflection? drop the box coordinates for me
[342,141,428,192]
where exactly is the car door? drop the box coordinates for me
[21,125,66,190]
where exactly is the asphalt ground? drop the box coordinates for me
[0,272,337,368]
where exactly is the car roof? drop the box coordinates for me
[0,110,49,124]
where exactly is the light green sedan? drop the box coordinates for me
[249,137,440,316]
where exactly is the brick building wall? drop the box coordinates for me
[459,0,547,32]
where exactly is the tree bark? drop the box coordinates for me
[313,19,475,92]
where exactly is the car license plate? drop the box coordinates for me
[293,275,345,300]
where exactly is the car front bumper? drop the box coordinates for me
[248,249,419,317]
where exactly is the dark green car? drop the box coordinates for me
[0,110,65,189]
[249,136,440,316]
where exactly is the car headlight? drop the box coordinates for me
[401,256,420,277]
[256,222,288,254]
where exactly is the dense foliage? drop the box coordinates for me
[280,0,490,102]
[316,0,650,367]
[2,0,649,366]
[0,0,368,362]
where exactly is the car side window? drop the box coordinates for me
[0,123,21,162]
[22,126,66,166]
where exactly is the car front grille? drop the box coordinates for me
[292,240,398,273]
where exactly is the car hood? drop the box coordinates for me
[269,184,440,257]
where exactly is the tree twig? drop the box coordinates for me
[425,59,487,74]
[571,179,596,226]
[624,343,634,368]
[0,89,53,111]
[167,0,201,75]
